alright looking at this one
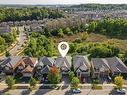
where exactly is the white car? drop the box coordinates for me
[72,88,81,94]
[116,88,126,94]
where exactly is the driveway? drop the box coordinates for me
[61,75,70,84]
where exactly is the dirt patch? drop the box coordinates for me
[86,33,107,42]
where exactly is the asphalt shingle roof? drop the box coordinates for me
[73,55,91,72]
[92,58,110,71]
[0,56,22,68]
[55,56,72,71]
[40,65,50,74]
[92,57,127,73]
[38,57,55,67]
[105,57,127,73]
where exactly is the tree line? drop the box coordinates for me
[0,7,64,22]
[88,17,127,38]
[69,4,127,11]
[0,30,18,53]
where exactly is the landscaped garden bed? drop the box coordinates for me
[92,84,103,90]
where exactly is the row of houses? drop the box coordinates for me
[0,19,48,33]
[0,19,48,27]
[0,55,127,83]
[0,24,45,34]
[71,10,127,20]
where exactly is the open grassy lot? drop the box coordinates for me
[53,32,127,54]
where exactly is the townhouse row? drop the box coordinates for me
[0,55,127,83]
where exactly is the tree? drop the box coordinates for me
[0,36,5,45]
[69,43,77,53]
[29,77,37,89]
[48,66,61,84]
[1,33,15,44]
[71,77,80,89]
[5,51,11,57]
[89,44,119,58]
[46,40,55,57]
[87,21,97,32]
[0,36,6,53]
[0,45,5,53]
[5,76,15,89]
[24,33,57,57]
[82,32,89,40]
[69,71,75,81]
[114,76,124,89]
[64,27,73,35]
[44,28,51,37]
[57,28,64,37]
[0,8,64,22]
[90,45,112,58]
[124,50,127,66]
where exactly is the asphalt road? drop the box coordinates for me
[3,88,127,95]
[9,31,27,56]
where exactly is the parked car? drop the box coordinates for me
[72,88,81,94]
[116,88,126,94]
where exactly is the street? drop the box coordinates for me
[9,31,27,56]
[2,87,127,95]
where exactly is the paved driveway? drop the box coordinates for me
[61,75,70,84]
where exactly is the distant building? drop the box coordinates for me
[0,26,11,33]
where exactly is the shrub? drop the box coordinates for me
[5,76,15,89]
[67,32,73,36]
[71,77,80,89]
[74,38,82,43]
[82,32,89,40]
[5,51,11,57]
[69,71,75,81]
[29,77,37,89]
[93,79,99,84]
[114,76,124,89]
[92,84,103,90]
